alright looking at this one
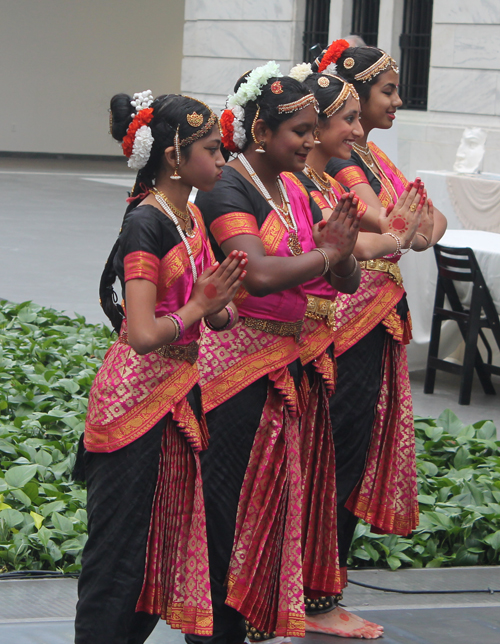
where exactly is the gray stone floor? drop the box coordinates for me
[1,157,500,642]
[0,567,499,643]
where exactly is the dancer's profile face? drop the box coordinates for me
[361,69,402,131]
[264,105,317,173]
[317,96,363,159]
[178,125,225,192]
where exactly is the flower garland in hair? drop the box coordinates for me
[221,60,282,152]
[318,39,350,74]
[289,62,313,83]
[122,90,155,170]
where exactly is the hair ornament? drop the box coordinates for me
[318,76,330,88]
[354,51,399,82]
[271,80,284,94]
[277,93,319,115]
[322,77,359,118]
[187,111,204,127]
[130,90,154,112]
[317,39,350,73]
[227,60,282,110]
[222,60,282,152]
[121,92,155,170]
[288,62,313,83]
[343,57,355,70]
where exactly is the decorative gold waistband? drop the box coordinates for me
[242,316,303,343]
[119,333,199,365]
[305,295,337,329]
[359,259,403,287]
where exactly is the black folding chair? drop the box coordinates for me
[424,244,500,405]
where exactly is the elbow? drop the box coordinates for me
[127,332,157,356]
[242,273,275,298]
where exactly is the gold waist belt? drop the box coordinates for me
[359,259,403,287]
[242,316,303,343]
[119,333,199,365]
[305,295,337,329]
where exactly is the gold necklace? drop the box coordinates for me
[352,143,399,204]
[151,188,194,237]
[304,165,338,209]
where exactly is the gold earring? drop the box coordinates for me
[314,129,321,145]
[170,125,181,180]
[251,106,266,153]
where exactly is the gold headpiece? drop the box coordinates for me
[179,97,218,147]
[321,76,359,118]
[187,111,204,127]
[354,52,399,83]
[318,76,330,88]
[277,94,319,115]
[271,80,284,94]
[343,57,355,70]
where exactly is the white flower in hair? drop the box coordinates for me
[323,63,338,76]
[289,63,313,83]
[131,90,154,112]
[227,60,282,109]
[232,105,247,150]
[128,125,154,170]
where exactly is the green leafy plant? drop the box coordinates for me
[0,300,112,571]
[349,410,500,569]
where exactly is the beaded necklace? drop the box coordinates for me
[151,188,202,281]
[238,154,303,255]
[152,188,195,237]
[352,142,399,204]
[304,165,338,209]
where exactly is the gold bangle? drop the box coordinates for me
[417,233,430,248]
[312,248,330,276]
[331,254,358,279]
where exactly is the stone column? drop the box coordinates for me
[181,0,307,113]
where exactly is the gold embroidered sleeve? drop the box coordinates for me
[209,212,260,246]
[334,166,370,188]
[124,251,160,285]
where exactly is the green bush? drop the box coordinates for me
[0,300,112,571]
[0,300,499,572]
[349,411,500,569]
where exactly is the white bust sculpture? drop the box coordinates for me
[453,127,487,174]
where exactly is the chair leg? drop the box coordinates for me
[424,282,445,395]
[459,290,483,405]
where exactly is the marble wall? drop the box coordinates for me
[397,0,500,179]
[180,0,500,178]
[181,0,306,112]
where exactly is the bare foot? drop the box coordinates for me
[305,607,384,639]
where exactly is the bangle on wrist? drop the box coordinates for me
[400,240,412,255]
[163,313,185,342]
[382,232,401,258]
[331,254,358,279]
[312,248,330,276]
[417,233,430,248]
[205,305,234,331]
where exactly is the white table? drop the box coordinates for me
[418,170,500,232]
[400,230,500,370]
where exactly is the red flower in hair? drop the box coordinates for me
[318,39,350,73]
[220,109,239,153]
[122,108,154,158]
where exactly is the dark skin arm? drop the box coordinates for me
[126,251,247,354]
[220,194,361,297]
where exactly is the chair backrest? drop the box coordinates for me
[434,244,479,283]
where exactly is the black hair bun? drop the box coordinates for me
[109,93,134,142]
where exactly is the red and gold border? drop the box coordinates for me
[124,251,160,285]
[209,211,259,246]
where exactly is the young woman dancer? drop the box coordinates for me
[191,63,363,644]
[74,92,248,644]
[293,41,446,640]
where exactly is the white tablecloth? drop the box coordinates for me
[400,230,500,370]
